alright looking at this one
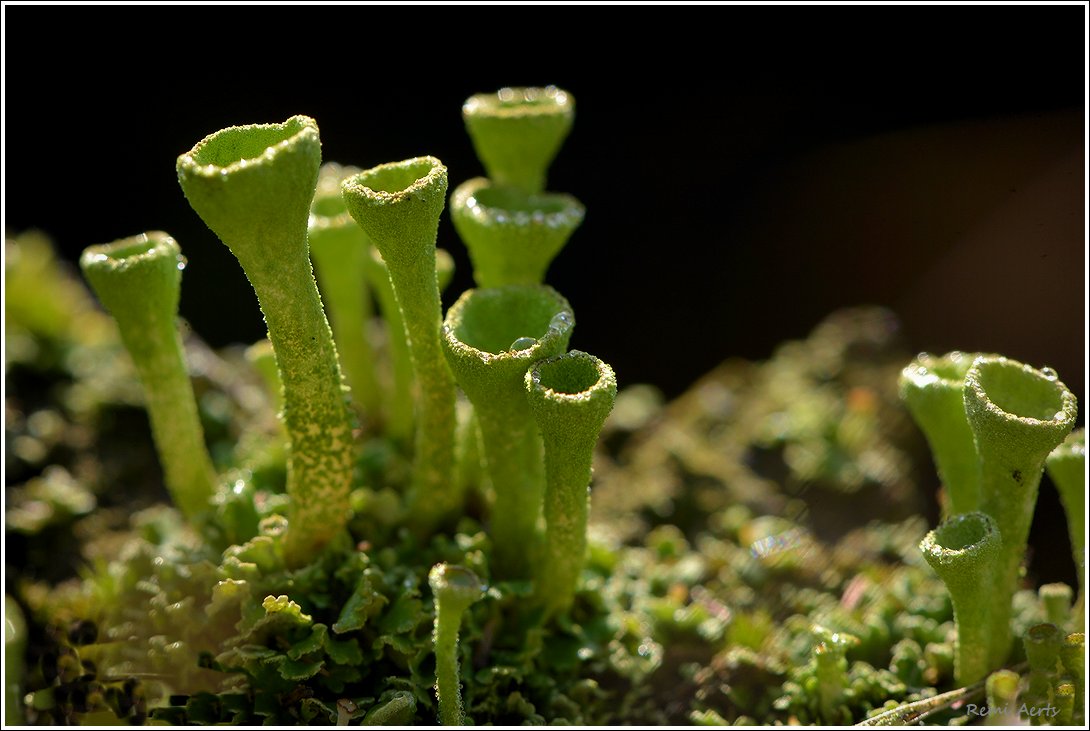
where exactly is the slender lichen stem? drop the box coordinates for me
[80,232,217,520]
[429,563,483,726]
[1046,428,1085,614]
[342,158,457,530]
[309,162,381,418]
[919,511,1002,686]
[177,115,355,566]
[963,356,1077,667]
[525,351,616,614]
[441,286,574,578]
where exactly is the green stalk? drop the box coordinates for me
[1046,428,1085,612]
[177,115,355,566]
[441,286,574,579]
[524,351,617,614]
[919,511,1002,685]
[80,232,217,520]
[449,177,584,287]
[342,157,457,531]
[963,356,1077,667]
[985,670,1020,726]
[429,563,483,726]
[1023,623,1062,675]
[462,86,574,194]
[899,351,988,515]
[309,162,381,418]
[364,247,454,446]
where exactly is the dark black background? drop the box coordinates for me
[4,5,1086,582]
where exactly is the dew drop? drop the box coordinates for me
[510,337,536,351]
[1040,366,1058,380]
[549,311,572,331]
[176,255,188,271]
[916,351,932,361]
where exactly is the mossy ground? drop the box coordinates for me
[4,232,1063,725]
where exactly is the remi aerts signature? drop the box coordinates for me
[965,703,1060,720]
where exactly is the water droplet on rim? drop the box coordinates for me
[510,337,537,351]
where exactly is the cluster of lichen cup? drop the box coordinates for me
[78,87,616,725]
[901,351,1084,720]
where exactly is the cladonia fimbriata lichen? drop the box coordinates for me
[177,116,355,566]
[80,232,218,520]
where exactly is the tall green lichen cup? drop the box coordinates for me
[899,351,989,515]
[441,285,574,579]
[177,115,355,566]
[963,355,1077,667]
[449,177,584,287]
[80,232,217,520]
[525,351,617,615]
[462,86,574,195]
[919,511,1002,686]
[342,157,457,531]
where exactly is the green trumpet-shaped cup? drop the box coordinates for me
[342,157,457,531]
[441,285,574,579]
[450,177,584,287]
[919,511,1002,686]
[525,351,617,615]
[462,86,574,194]
[177,115,355,566]
[963,356,1077,667]
[80,232,218,521]
[899,351,989,515]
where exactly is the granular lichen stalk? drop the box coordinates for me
[177,115,355,565]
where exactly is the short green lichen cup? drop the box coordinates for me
[919,511,1002,686]
[429,563,483,726]
[525,350,617,615]
[342,157,457,531]
[450,177,584,287]
[177,115,355,566]
[462,86,574,194]
[441,285,574,579]
[899,351,989,515]
[963,356,1077,667]
[80,232,217,521]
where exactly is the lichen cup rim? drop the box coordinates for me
[919,511,1000,562]
[462,85,573,119]
[341,156,446,205]
[176,114,319,179]
[451,177,585,229]
[441,285,574,363]
[527,350,617,404]
[899,350,985,391]
[965,355,1078,427]
[80,231,181,271]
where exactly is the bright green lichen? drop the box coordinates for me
[525,351,617,614]
[1046,428,1085,609]
[449,177,584,287]
[342,157,458,531]
[441,285,574,579]
[79,232,218,520]
[308,162,381,419]
[428,563,483,725]
[919,511,1001,686]
[177,115,355,566]
[462,86,574,194]
[963,356,1077,667]
[899,351,988,515]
